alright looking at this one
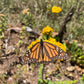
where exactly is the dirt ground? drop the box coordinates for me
[0,29,84,84]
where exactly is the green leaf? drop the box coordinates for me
[43,34,48,40]
[37,79,43,84]
[76,48,82,55]
[81,74,84,81]
[56,80,77,84]
[79,80,84,84]
[63,43,67,50]
[78,55,84,60]
[0,29,2,32]
[77,60,84,64]
[71,41,77,51]
[38,64,44,83]
[48,81,56,84]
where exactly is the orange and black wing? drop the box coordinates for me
[28,42,52,63]
[43,42,69,61]
[36,44,51,63]
[28,41,69,63]
[28,42,40,62]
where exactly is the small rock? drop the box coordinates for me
[7,77,14,83]
[75,65,82,72]
[82,45,84,51]
[8,77,13,81]
[0,40,3,45]
[82,69,84,73]
[23,80,27,83]
[65,73,74,80]
[6,46,15,54]
[0,45,1,50]
[68,73,73,77]
[47,77,51,80]
[66,66,75,72]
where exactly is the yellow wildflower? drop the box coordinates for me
[0,14,5,17]
[44,37,66,52]
[58,59,63,62]
[49,37,57,43]
[55,42,66,52]
[22,8,29,14]
[44,79,47,83]
[52,6,62,13]
[28,39,40,49]
[28,38,66,52]
[44,37,56,44]
[42,26,53,35]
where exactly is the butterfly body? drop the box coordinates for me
[28,39,69,63]
[40,39,44,59]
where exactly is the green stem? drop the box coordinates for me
[38,63,44,84]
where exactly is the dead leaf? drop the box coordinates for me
[7,27,22,33]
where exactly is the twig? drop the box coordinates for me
[56,6,76,42]
[26,26,40,37]
[0,8,7,13]
[0,51,16,59]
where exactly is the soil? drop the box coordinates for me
[0,28,84,84]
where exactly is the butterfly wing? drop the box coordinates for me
[28,42,40,62]
[29,42,52,63]
[37,45,51,63]
[28,41,69,63]
[43,42,69,61]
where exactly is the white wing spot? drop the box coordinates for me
[60,50,62,53]
[29,50,30,52]
[57,47,58,51]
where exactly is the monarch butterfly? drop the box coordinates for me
[28,39,69,63]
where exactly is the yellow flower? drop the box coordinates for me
[58,59,63,62]
[28,38,66,52]
[55,42,66,52]
[22,8,29,14]
[0,14,5,17]
[44,37,66,52]
[28,39,40,49]
[42,26,53,35]
[44,37,56,44]
[49,37,57,43]
[52,6,62,13]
